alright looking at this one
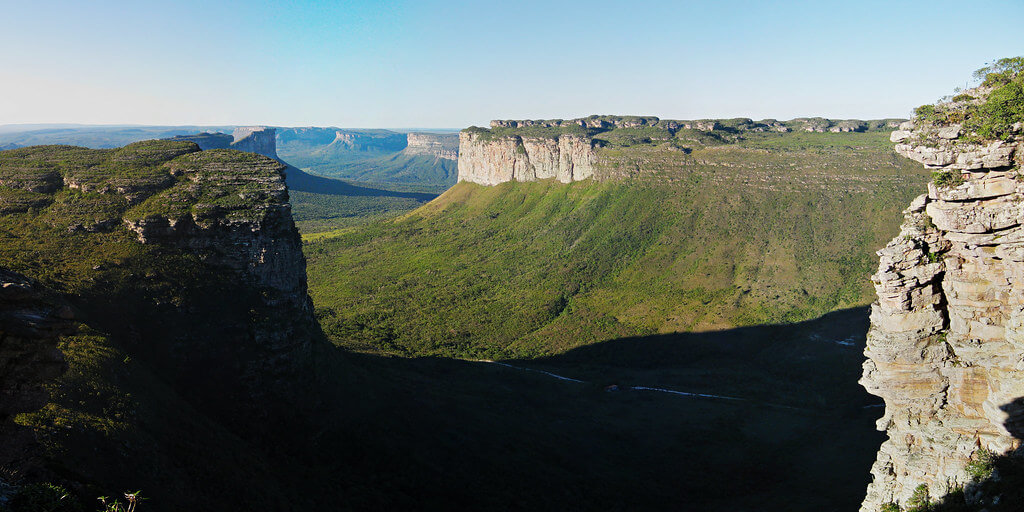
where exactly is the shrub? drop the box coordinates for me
[974,79,1024,140]
[906,483,929,512]
[932,171,964,188]
[881,503,902,512]
[973,57,1024,87]
[965,448,996,481]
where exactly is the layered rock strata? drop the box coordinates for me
[860,105,1024,507]
[460,116,906,186]
[458,130,597,185]
[404,132,458,160]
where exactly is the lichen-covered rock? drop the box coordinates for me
[860,79,1024,511]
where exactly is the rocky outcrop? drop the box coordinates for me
[404,132,458,160]
[860,85,1024,510]
[458,130,597,185]
[231,126,278,160]
[169,127,279,160]
[0,269,73,424]
[124,150,308,308]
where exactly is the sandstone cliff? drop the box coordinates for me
[860,78,1024,510]
[403,132,458,160]
[458,116,905,186]
[0,140,321,417]
[458,130,597,185]
[231,126,279,159]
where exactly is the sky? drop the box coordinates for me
[1,0,1021,128]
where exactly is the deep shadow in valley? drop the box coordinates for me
[35,264,887,512]
[308,306,886,511]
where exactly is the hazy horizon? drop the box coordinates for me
[3,0,1021,128]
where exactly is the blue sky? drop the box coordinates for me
[1,0,1021,128]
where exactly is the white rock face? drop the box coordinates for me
[860,106,1024,511]
[404,132,458,160]
[457,131,597,185]
[232,126,278,160]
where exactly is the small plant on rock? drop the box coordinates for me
[881,502,902,512]
[965,448,996,481]
[932,171,964,188]
[906,483,930,512]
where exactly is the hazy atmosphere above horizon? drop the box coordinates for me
[2,0,1021,128]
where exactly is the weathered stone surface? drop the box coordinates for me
[457,131,597,185]
[231,126,279,160]
[861,87,1024,511]
[403,132,458,160]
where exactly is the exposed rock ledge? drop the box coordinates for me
[457,130,596,185]
[860,101,1024,508]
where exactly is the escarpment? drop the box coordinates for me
[0,140,323,420]
[169,126,279,160]
[458,129,597,184]
[861,70,1024,510]
[404,132,458,160]
[458,115,906,185]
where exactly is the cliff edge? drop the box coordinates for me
[861,61,1024,511]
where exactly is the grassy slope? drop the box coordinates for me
[306,131,929,359]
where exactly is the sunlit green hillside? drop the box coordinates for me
[306,131,929,358]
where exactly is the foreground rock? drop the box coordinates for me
[861,78,1024,510]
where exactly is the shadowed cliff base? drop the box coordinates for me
[311,306,886,511]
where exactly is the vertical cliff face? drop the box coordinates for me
[122,149,318,391]
[457,130,597,185]
[861,84,1024,509]
[231,126,279,160]
[404,132,458,160]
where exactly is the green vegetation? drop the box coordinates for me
[0,137,905,510]
[297,152,457,188]
[882,503,903,512]
[306,133,928,358]
[966,449,996,481]
[932,170,965,188]
[913,57,1024,141]
[907,484,930,512]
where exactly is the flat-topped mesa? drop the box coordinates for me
[231,126,278,160]
[458,115,906,186]
[458,128,597,185]
[860,68,1024,511]
[403,132,458,160]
